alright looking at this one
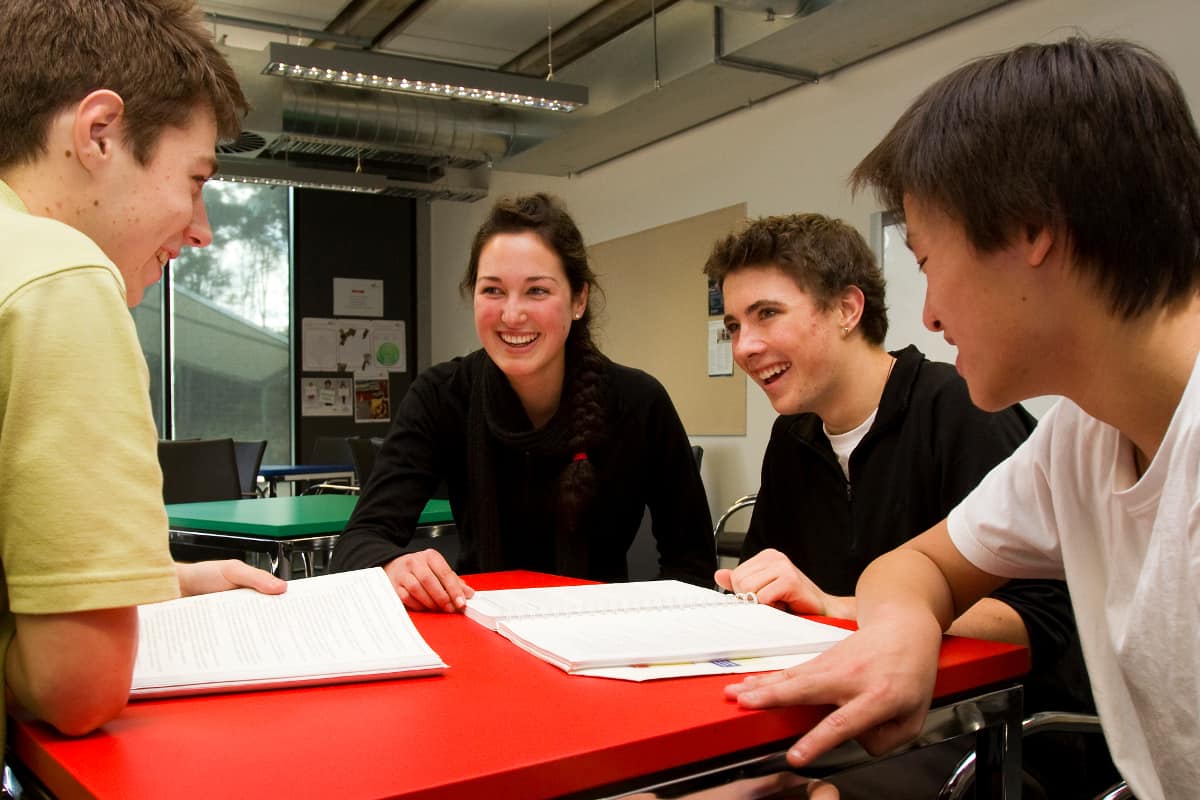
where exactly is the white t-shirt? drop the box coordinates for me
[947,354,1200,800]
[824,408,877,479]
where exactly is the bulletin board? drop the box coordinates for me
[588,204,747,436]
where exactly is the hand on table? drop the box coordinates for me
[715,549,851,619]
[724,612,943,767]
[383,549,474,613]
[175,560,288,597]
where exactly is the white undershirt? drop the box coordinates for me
[823,408,878,479]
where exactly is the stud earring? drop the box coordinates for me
[841,326,849,336]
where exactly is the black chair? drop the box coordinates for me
[347,436,384,487]
[233,440,268,499]
[301,436,357,494]
[158,438,242,504]
[713,492,756,562]
[311,435,355,468]
[158,438,243,563]
[938,711,1128,800]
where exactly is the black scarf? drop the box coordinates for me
[465,355,588,575]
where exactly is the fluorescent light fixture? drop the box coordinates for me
[215,172,384,194]
[214,158,490,202]
[262,42,587,114]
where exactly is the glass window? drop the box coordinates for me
[878,211,957,366]
[134,181,293,465]
[131,281,165,434]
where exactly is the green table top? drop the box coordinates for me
[166,495,453,539]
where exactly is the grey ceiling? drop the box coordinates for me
[200,0,1016,199]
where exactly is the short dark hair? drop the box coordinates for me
[850,37,1200,320]
[704,213,888,345]
[0,0,247,170]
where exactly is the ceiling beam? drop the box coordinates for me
[307,0,428,49]
[502,0,684,77]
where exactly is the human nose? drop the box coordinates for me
[501,296,527,326]
[184,193,214,249]
[731,327,761,367]
[922,295,943,333]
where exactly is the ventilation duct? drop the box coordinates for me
[215,0,1015,191]
[217,44,571,200]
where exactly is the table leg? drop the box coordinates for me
[605,685,1024,800]
[269,543,291,579]
[267,477,279,498]
[972,686,1023,799]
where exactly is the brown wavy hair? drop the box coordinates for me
[704,212,889,345]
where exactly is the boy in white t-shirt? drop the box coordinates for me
[724,37,1200,799]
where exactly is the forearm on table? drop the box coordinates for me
[946,597,1030,646]
[855,549,959,632]
[6,608,138,736]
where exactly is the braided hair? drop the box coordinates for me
[461,193,608,555]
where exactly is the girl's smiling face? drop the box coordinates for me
[473,231,588,404]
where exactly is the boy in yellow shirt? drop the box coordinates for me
[0,0,284,744]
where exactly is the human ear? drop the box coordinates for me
[1025,224,1055,268]
[572,283,589,320]
[837,285,866,331]
[72,90,126,174]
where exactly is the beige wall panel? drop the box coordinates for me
[587,204,747,436]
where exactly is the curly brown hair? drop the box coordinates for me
[704,212,888,345]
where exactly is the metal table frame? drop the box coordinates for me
[169,522,457,579]
[600,685,1023,800]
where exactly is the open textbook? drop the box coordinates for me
[131,567,446,698]
[464,580,852,676]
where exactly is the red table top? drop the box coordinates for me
[13,571,1029,800]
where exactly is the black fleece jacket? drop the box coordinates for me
[744,345,1093,714]
[331,349,716,586]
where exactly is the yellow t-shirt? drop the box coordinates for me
[0,181,179,746]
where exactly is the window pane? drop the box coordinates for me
[131,281,164,434]
[171,182,292,465]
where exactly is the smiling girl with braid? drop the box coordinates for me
[331,193,716,611]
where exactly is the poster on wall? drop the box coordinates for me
[301,318,339,372]
[336,319,406,373]
[301,377,353,417]
[354,375,392,423]
[333,278,384,317]
[707,319,734,377]
[302,317,407,374]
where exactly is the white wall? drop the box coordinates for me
[427,0,1199,521]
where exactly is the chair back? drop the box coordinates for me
[310,435,355,467]
[158,438,242,504]
[713,492,757,561]
[233,440,268,498]
[347,436,384,487]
